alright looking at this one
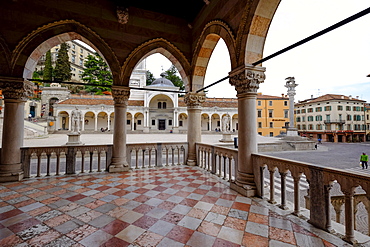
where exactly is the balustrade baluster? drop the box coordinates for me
[292,175,301,216]
[135,149,139,169]
[148,148,152,168]
[177,147,180,165]
[90,152,93,172]
[37,155,41,177]
[172,147,175,166]
[324,184,333,231]
[223,156,227,180]
[268,168,276,204]
[56,154,60,176]
[279,171,288,210]
[98,152,101,172]
[142,148,145,168]
[343,189,355,243]
[218,154,222,177]
[81,151,85,173]
[228,157,232,182]
[46,154,51,176]
[166,148,169,166]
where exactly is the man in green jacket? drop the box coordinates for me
[360,153,368,169]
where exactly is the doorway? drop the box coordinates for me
[158,119,166,130]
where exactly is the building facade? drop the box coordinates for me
[295,94,366,142]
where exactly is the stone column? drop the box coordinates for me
[185,92,205,166]
[284,77,298,136]
[0,78,33,182]
[94,115,98,131]
[109,86,130,172]
[229,65,266,197]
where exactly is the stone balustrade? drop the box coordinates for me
[196,143,237,183]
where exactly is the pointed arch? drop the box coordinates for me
[191,20,237,92]
[122,38,191,89]
[10,20,120,84]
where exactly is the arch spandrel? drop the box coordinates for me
[121,38,191,88]
[0,35,11,75]
[11,20,120,83]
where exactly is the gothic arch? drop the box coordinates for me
[191,20,237,92]
[237,0,280,65]
[10,20,120,83]
[121,38,191,89]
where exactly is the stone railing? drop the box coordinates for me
[20,142,188,177]
[196,143,237,183]
[252,153,370,243]
[127,142,188,169]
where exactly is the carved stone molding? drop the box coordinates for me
[117,7,129,25]
[229,65,265,95]
[112,86,130,106]
[184,92,206,107]
[0,77,33,101]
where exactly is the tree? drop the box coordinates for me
[54,43,71,82]
[146,70,155,85]
[43,50,53,82]
[81,53,113,94]
[164,65,184,91]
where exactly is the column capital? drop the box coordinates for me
[229,65,266,95]
[0,77,34,101]
[112,86,130,106]
[184,92,206,108]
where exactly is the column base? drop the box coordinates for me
[187,159,196,166]
[108,165,130,173]
[230,182,256,197]
[0,171,23,182]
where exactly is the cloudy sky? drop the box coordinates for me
[147,0,370,102]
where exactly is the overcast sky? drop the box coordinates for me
[146,0,370,102]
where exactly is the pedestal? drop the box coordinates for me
[65,133,84,145]
[286,127,298,136]
[219,133,233,142]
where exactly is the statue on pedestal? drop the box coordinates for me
[222,114,231,133]
[71,107,82,134]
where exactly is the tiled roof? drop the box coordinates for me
[58,98,144,106]
[296,94,365,105]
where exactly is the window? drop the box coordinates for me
[346,106,351,111]
[301,109,306,113]
[80,48,83,53]
[152,120,155,125]
[179,121,183,127]
[79,59,83,66]
[347,115,352,121]
[337,105,343,111]
[315,107,322,112]
[258,132,262,135]
[269,101,272,106]
[72,44,75,49]
[71,55,76,63]
[257,110,262,118]
[269,122,273,128]
[268,110,273,118]
[307,116,314,121]
[163,102,167,109]
[158,102,162,109]
[326,115,330,121]
[302,124,306,130]
[316,115,322,121]
[302,116,305,122]
[308,124,313,130]
[297,124,301,130]
[308,108,313,113]
[168,119,172,125]
[127,120,131,125]
[296,117,301,122]
[258,122,262,128]
[269,132,273,137]
[284,101,288,106]
[284,110,288,118]
[296,109,300,114]
[257,101,261,106]
[324,106,331,111]
[217,121,220,127]
[137,120,142,125]
[316,124,322,130]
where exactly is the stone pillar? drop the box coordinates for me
[94,115,98,131]
[184,92,205,166]
[229,65,265,197]
[0,78,33,182]
[109,86,130,172]
[343,189,355,244]
[284,77,298,136]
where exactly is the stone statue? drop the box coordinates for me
[71,107,82,133]
[222,115,231,132]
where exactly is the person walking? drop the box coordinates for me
[360,152,368,169]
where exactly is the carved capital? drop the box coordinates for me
[112,86,130,106]
[0,77,34,101]
[184,92,206,107]
[229,65,265,95]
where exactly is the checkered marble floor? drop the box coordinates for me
[0,166,351,247]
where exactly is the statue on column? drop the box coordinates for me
[71,107,82,134]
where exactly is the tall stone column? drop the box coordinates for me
[185,92,205,166]
[109,86,130,172]
[284,77,298,136]
[0,78,33,182]
[229,65,266,197]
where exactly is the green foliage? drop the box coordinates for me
[43,50,53,82]
[146,70,155,85]
[163,65,184,90]
[54,43,71,82]
[81,53,112,94]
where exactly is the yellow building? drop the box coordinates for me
[256,93,289,137]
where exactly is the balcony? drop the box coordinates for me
[0,142,368,246]
[324,119,346,124]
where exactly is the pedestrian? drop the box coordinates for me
[318,138,321,144]
[360,152,368,169]
[28,114,32,121]
[315,143,317,150]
